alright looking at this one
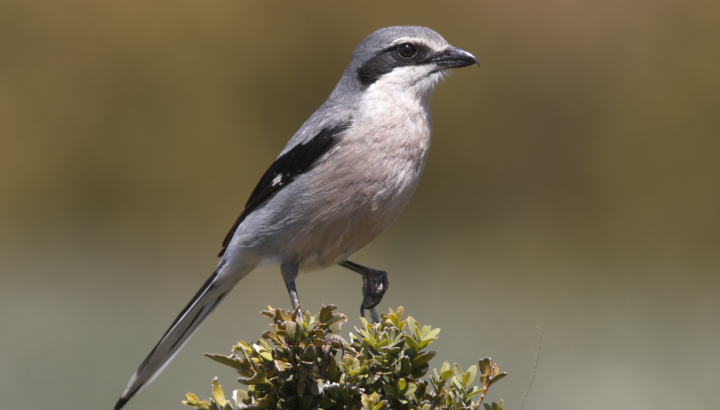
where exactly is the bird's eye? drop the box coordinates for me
[397,43,417,59]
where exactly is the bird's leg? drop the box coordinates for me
[281,260,301,315]
[339,260,389,323]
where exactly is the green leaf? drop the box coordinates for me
[479,358,492,376]
[451,376,464,391]
[412,364,428,379]
[326,313,347,333]
[212,377,226,407]
[440,361,453,381]
[235,341,252,355]
[404,335,420,353]
[326,355,341,383]
[254,397,274,409]
[380,346,401,355]
[311,379,324,395]
[453,363,464,380]
[406,317,420,339]
[480,374,489,387]
[303,310,313,327]
[490,372,507,385]
[297,369,308,396]
[302,344,317,363]
[287,321,299,341]
[319,397,336,409]
[360,394,375,410]
[466,387,484,400]
[372,401,388,410]
[262,330,283,346]
[299,394,314,410]
[204,353,243,371]
[184,393,200,406]
[232,389,248,406]
[466,365,477,388]
[275,359,290,371]
[319,305,334,323]
[402,382,417,397]
[411,351,436,368]
[394,357,408,379]
[238,365,268,385]
[423,328,440,341]
[415,381,427,400]
[182,398,212,410]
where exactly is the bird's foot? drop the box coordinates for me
[360,268,388,323]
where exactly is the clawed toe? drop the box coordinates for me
[360,269,388,322]
[339,260,389,324]
[361,304,380,323]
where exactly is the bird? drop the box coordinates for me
[114,25,478,410]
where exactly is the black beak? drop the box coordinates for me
[432,46,479,69]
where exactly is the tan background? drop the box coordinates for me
[1,1,718,409]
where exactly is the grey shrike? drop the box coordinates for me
[114,26,478,410]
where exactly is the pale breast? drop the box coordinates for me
[287,91,433,269]
[237,76,436,270]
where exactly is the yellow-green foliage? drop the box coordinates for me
[183,306,505,410]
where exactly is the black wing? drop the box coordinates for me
[218,123,351,257]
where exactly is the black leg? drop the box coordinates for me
[339,260,389,323]
[281,260,301,312]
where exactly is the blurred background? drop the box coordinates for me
[1,1,718,409]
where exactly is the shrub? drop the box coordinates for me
[182,305,505,410]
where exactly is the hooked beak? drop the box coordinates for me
[431,46,479,69]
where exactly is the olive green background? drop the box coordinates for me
[1,1,718,409]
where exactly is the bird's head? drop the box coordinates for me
[345,26,478,98]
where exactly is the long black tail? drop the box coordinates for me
[114,260,253,409]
